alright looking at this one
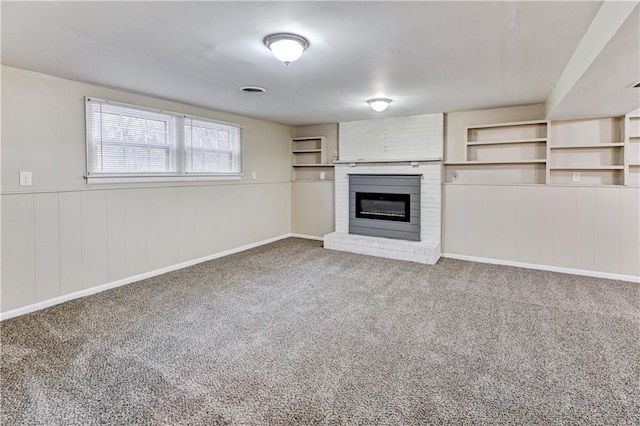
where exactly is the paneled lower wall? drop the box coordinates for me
[291,181,335,237]
[1,183,291,313]
[443,184,640,279]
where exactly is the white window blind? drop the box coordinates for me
[184,118,241,174]
[85,97,242,182]
[86,98,177,175]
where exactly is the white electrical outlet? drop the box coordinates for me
[320,172,326,180]
[452,172,458,182]
[252,172,257,180]
[19,171,32,186]
[572,172,581,182]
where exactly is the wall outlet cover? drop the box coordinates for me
[572,172,581,182]
[19,171,32,186]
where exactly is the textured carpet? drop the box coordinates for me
[1,238,639,425]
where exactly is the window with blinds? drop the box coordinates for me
[184,118,241,174]
[85,97,242,181]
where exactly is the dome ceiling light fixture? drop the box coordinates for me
[367,98,392,112]
[263,33,309,65]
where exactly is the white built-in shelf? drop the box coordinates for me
[550,143,625,149]
[292,149,322,153]
[466,119,548,130]
[291,136,331,181]
[549,165,624,170]
[292,136,325,141]
[466,138,546,146]
[446,160,546,165]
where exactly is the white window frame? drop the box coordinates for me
[85,97,243,184]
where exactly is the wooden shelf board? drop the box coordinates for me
[549,143,625,149]
[466,119,547,130]
[292,136,324,141]
[444,182,546,187]
[292,164,335,168]
[467,138,546,146]
[333,158,442,164]
[549,166,624,170]
[292,149,322,153]
[445,160,546,165]
[629,163,640,167]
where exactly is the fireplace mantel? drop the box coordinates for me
[333,157,442,165]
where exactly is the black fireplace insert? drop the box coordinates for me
[355,192,410,222]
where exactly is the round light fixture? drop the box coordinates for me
[367,98,392,112]
[263,33,309,64]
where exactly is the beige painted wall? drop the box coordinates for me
[1,66,293,313]
[291,123,337,237]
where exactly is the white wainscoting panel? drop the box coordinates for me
[443,184,640,280]
[59,192,83,295]
[620,188,640,276]
[34,193,61,302]
[125,189,148,276]
[107,190,127,282]
[1,182,291,315]
[81,190,109,289]
[1,195,36,311]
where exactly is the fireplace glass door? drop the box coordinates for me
[355,192,410,222]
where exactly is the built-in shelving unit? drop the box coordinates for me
[446,113,640,186]
[445,120,548,185]
[625,111,640,186]
[548,117,625,185]
[291,136,334,181]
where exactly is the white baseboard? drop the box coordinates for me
[288,233,325,241]
[0,234,292,321]
[441,253,640,283]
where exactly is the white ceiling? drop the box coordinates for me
[1,1,626,126]
[548,4,640,119]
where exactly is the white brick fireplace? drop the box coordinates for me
[323,113,443,265]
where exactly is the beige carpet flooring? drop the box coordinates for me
[1,238,639,425]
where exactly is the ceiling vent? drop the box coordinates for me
[239,86,266,94]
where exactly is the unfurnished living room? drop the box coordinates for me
[1,1,639,425]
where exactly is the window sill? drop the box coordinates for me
[86,174,243,184]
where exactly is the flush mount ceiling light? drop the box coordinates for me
[367,98,392,112]
[263,33,309,64]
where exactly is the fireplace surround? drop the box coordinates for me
[325,113,443,264]
[324,161,441,264]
